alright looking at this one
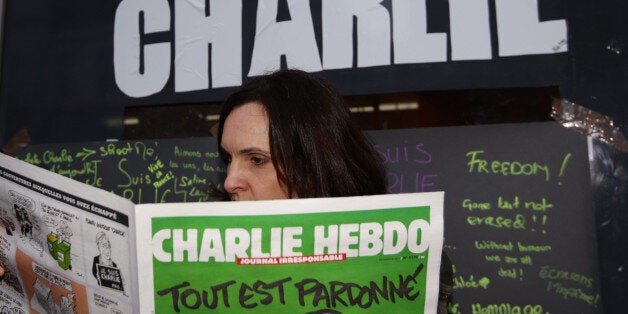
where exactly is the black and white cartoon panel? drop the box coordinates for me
[91,232,123,291]
[85,218,129,294]
[8,190,44,255]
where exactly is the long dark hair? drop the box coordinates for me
[217,69,387,198]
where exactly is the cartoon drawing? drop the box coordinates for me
[46,220,74,271]
[32,277,55,313]
[8,191,44,256]
[8,191,34,239]
[55,221,73,243]
[0,207,16,236]
[92,232,124,292]
[14,203,32,238]
[59,293,75,314]
[46,233,71,271]
[31,278,75,314]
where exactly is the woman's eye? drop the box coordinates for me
[250,155,266,166]
[219,149,231,165]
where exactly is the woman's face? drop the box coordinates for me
[220,102,290,201]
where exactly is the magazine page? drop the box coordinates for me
[135,192,444,313]
[0,153,137,313]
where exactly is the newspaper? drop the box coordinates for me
[0,153,136,313]
[0,152,444,313]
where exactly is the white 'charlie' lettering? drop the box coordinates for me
[114,0,567,97]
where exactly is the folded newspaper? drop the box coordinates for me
[0,152,444,313]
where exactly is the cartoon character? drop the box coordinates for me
[92,231,124,291]
[56,220,73,243]
[92,232,117,279]
[47,227,72,270]
[14,204,32,238]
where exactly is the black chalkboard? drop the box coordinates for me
[18,122,600,313]
[18,138,227,204]
[368,122,600,313]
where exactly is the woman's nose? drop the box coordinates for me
[223,163,245,193]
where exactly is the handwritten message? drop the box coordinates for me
[157,264,425,312]
[20,139,226,204]
[375,142,439,193]
[368,123,601,313]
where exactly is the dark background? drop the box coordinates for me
[1,0,626,144]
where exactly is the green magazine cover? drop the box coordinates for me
[135,192,444,313]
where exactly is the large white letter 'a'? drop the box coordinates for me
[249,0,322,76]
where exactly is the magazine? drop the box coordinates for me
[0,152,444,313]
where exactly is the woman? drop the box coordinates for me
[217,69,452,312]
[217,69,387,200]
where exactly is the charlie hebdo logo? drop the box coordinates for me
[152,220,431,263]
